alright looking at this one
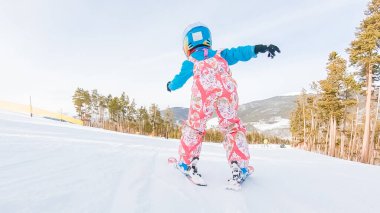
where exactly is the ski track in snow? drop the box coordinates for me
[0,110,380,213]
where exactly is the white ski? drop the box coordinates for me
[168,157,207,186]
[225,166,254,191]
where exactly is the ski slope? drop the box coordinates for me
[0,110,379,213]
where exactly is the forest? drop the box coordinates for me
[290,0,380,164]
[72,88,289,145]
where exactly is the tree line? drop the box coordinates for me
[72,88,289,144]
[204,128,289,144]
[72,88,180,138]
[290,0,380,164]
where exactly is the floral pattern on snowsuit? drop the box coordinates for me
[178,50,250,168]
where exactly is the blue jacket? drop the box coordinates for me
[168,45,257,91]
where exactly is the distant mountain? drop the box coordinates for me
[169,107,189,124]
[238,95,297,122]
[165,95,298,139]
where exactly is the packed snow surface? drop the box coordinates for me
[1,110,380,213]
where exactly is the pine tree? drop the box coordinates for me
[108,96,121,122]
[127,99,137,132]
[149,104,163,136]
[72,88,91,121]
[290,89,311,147]
[163,107,175,139]
[98,95,107,123]
[290,95,304,144]
[318,52,346,122]
[318,52,348,156]
[137,106,151,135]
[119,92,129,122]
[90,89,100,121]
[347,0,380,163]
[339,73,361,159]
[119,92,130,131]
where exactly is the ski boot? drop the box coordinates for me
[226,161,251,190]
[177,157,206,186]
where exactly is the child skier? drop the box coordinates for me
[166,22,280,186]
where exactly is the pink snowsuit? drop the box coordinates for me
[179,49,250,168]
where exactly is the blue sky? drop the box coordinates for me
[0,0,368,115]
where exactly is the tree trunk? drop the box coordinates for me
[369,87,379,164]
[328,116,336,157]
[350,95,360,161]
[309,109,315,152]
[317,124,322,153]
[348,119,354,160]
[340,132,345,159]
[303,99,306,147]
[325,123,330,155]
[361,64,373,163]
[340,104,348,159]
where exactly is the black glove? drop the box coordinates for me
[167,81,172,92]
[254,44,281,58]
[267,44,280,58]
[254,44,268,54]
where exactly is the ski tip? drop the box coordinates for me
[168,157,178,164]
[185,175,208,187]
[248,165,254,174]
[226,179,242,191]
[196,182,208,186]
[226,184,241,191]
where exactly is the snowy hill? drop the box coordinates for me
[1,110,380,213]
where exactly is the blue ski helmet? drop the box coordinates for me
[183,22,212,57]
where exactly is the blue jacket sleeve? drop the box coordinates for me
[168,60,194,91]
[220,45,257,65]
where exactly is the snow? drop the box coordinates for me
[206,117,219,129]
[250,117,290,131]
[1,110,380,213]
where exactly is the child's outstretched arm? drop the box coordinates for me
[166,60,194,92]
[221,44,280,65]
